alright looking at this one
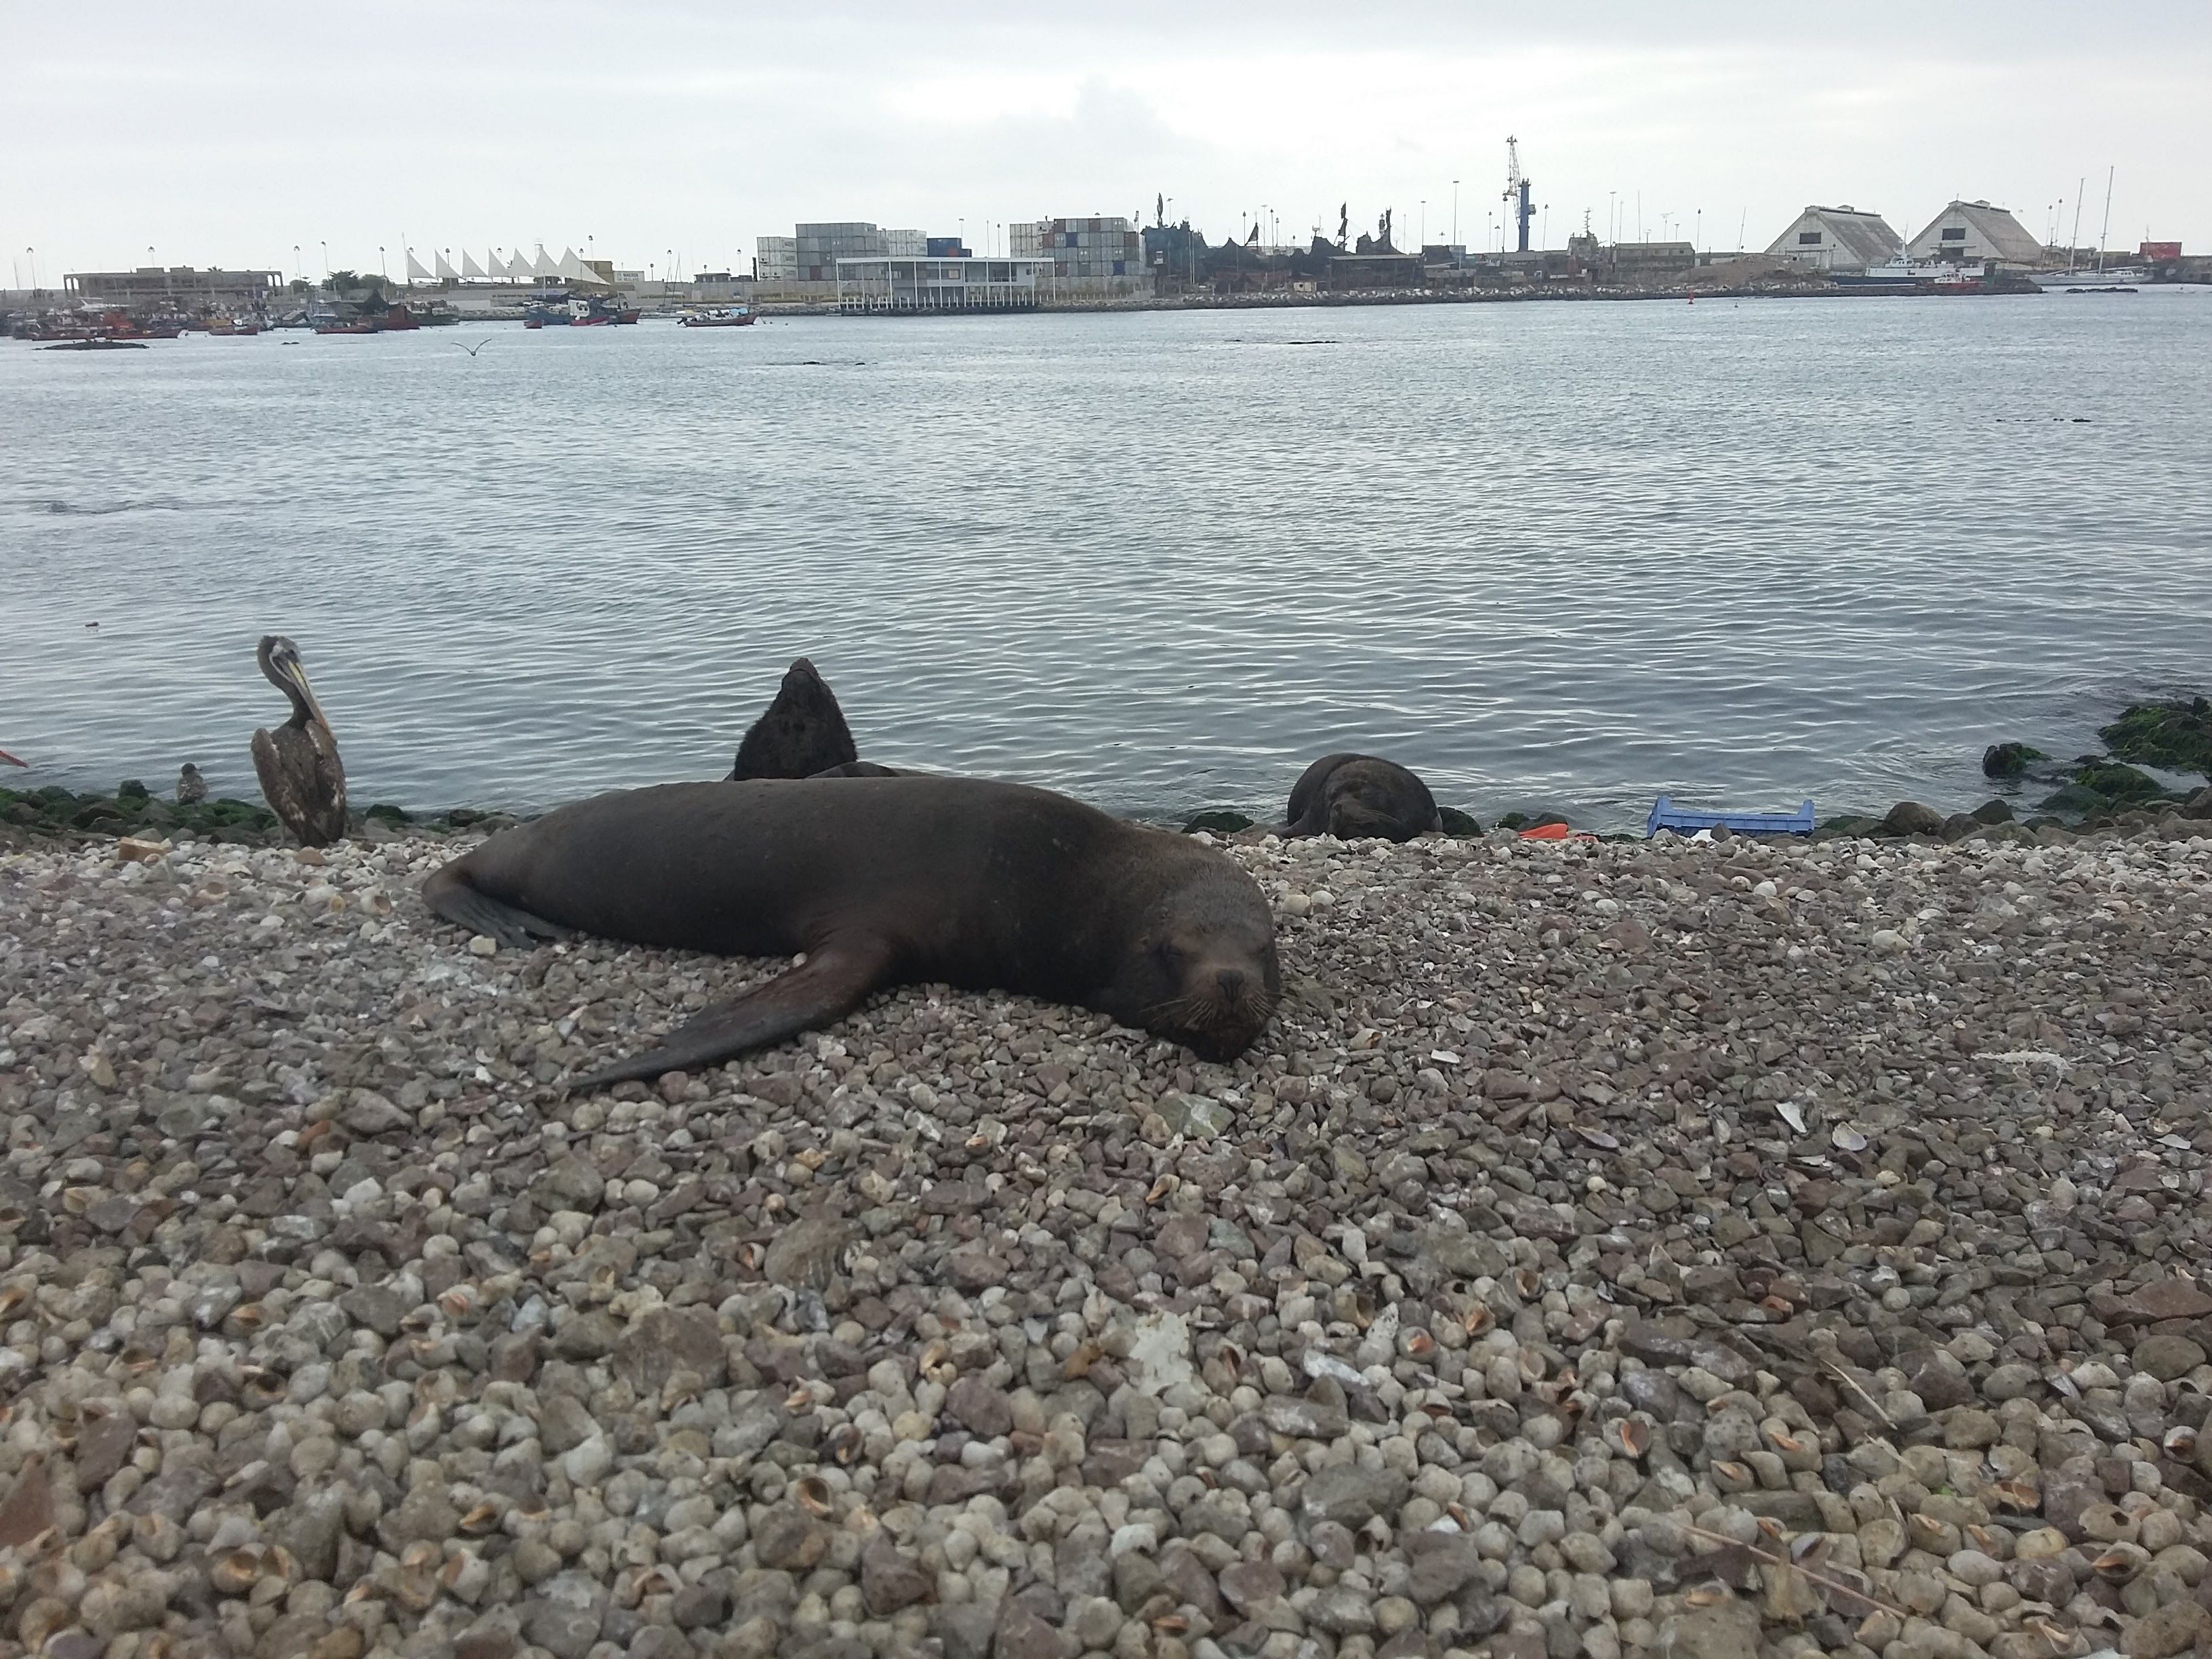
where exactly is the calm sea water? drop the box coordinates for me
[4,294,2209,829]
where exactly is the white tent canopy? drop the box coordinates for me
[505,251,534,282]
[405,249,433,282]
[554,247,612,286]
[434,251,459,281]
[462,251,486,279]
[530,245,559,279]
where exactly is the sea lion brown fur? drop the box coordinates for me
[729,658,859,780]
[423,776,1279,1089]
[1279,753,1441,842]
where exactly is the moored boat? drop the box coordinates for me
[314,304,422,335]
[524,291,642,327]
[2034,267,2151,291]
[678,307,756,327]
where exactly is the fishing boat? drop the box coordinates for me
[314,303,421,335]
[523,291,642,327]
[678,308,756,327]
[16,308,180,342]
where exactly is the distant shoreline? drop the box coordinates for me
[745,278,2109,319]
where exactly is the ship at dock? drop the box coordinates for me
[522,291,642,328]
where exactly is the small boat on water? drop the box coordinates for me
[315,304,422,335]
[43,339,149,351]
[15,308,182,342]
[523,291,642,328]
[678,308,756,327]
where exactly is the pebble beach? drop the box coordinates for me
[5,818,2212,1659]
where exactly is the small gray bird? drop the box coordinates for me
[176,763,208,804]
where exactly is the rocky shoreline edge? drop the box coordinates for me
[4,791,2212,1659]
[7,779,2209,860]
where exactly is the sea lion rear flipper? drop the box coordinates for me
[567,939,893,1093]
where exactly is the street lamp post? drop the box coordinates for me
[1452,181,1459,247]
[321,241,329,280]
[24,247,34,293]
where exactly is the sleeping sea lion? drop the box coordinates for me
[1277,753,1442,842]
[423,775,1279,1089]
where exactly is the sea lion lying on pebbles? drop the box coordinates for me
[424,775,1279,1088]
[1277,752,1442,843]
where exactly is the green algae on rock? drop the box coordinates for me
[2100,697,2212,777]
[2038,756,2181,817]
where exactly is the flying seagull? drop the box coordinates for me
[459,337,492,358]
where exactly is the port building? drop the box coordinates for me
[834,257,1050,314]
[1904,201,2044,268]
[64,267,283,311]
[1765,205,1904,274]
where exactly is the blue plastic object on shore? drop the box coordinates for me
[1646,795,1817,838]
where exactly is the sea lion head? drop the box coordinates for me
[1105,867,1281,1062]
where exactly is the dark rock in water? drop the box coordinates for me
[1880,801,1946,837]
[1940,813,1982,842]
[1436,806,1482,836]
[1982,741,2046,779]
[811,761,901,778]
[364,803,413,825]
[1971,798,2014,824]
[729,658,859,781]
[117,779,150,803]
[2100,696,2212,776]
[1280,754,1442,842]
[1183,809,1255,835]
[2184,785,2212,821]
[2038,756,2177,816]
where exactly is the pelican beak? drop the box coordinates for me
[283,658,332,731]
[0,747,26,768]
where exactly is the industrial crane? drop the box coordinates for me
[1502,137,1535,253]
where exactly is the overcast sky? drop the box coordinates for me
[7,1,2207,284]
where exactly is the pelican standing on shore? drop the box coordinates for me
[250,635,347,845]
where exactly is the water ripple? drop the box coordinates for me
[3,294,2208,825]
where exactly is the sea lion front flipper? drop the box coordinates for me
[422,865,574,949]
[567,939,894,1093]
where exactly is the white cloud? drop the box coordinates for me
[6,0,2208,279]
